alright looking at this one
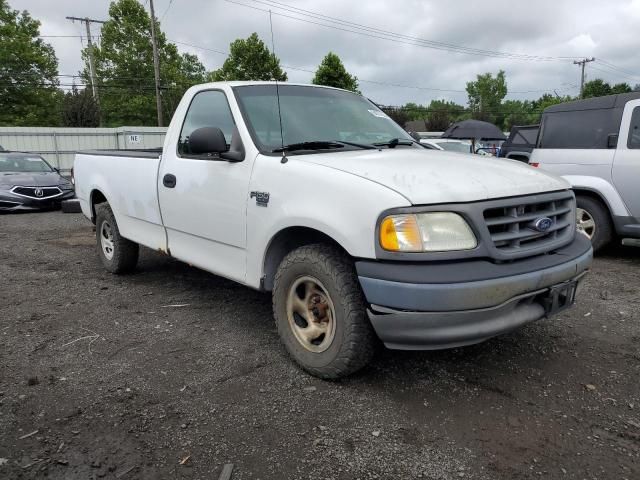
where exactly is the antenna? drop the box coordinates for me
[269,10,287,163]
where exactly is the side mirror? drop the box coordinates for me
[188,127,228,155]
[607,134,618,149]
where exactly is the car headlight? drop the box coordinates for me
[379,212,477,252]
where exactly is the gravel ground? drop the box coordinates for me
[0,210,639,480]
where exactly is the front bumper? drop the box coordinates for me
[0,189,75,211]
[356,234,593,350]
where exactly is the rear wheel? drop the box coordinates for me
[576,195,613,252]
[95,204,139,273]
[272,244,377,379]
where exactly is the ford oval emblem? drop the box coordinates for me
[533,217,553,232]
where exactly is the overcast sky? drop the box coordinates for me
[13,0,640,106]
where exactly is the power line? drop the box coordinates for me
[170,39,227,56]
[167,38,573,96]
[597,59,640,79]
[225,0,580,62]
[590,61,640,83]
[252,0,574,61]
[160,0,175,21]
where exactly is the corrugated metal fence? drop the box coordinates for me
[0,127,167,173]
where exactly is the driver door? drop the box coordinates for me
[158,89,251,283]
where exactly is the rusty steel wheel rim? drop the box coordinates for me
[286,276,336,353]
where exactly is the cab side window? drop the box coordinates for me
[628,107,640,149]
[178,90,235,156]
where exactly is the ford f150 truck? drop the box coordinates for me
[74,82,592,379]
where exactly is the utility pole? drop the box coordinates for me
[574,57,596,98]
[66,17,105,103]
[148,0,163,127]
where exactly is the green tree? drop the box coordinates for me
[466,70,507,124]
[312,52,359,93]
[611,82,632,94]
[209,33,287,82]
[86,0,206,126]
[0,0,61,126]
[533,93,574,113]
[582,79,631,99]
[583,79,611,98]
[425,99,466,130]
[61,86,100,127]
[500,99,539,130]
[402,102,428,121]
[380,106,410,128]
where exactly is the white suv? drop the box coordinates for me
[530,92,640,250]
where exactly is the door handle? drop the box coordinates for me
[163,174,176,188]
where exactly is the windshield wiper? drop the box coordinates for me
[373,138,417,149]
[336,140,378,150]
[272,141,345,153]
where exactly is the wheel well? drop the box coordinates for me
[90,189,108,223]
[262,227,347,291]
[573,189,612,216]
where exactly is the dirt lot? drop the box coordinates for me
[0,210,639,480]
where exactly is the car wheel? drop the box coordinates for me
[576,195,613,252]
[61,199,82,213]
[95,203,139,273]
[272,244,377,379]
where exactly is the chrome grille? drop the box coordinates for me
[10,186,62,199]
[483,192,575,256]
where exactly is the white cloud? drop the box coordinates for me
[568,34,597,52]
[12,0,640,105]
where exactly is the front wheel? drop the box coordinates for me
[576,195,613,252]
[272,244,377,379]
[95,204,139,274]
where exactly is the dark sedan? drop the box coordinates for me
[0,152,75,211]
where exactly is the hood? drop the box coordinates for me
[297,148,569,204]
[0,171,69,188]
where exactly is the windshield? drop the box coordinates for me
[233,84,412,153]
[0,154,53,172]
[434,141,471,153]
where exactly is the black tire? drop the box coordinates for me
[272,244,377,379]
[95,203,139,274]
[61,199,82,213]
[576,194,613,252]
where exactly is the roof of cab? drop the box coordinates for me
[191,81,351,93]
[544,91,640,113]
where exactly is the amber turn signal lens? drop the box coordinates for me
[380,216,400,251]
[379,214,423,252]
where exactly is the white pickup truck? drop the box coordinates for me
[75,82,592,378]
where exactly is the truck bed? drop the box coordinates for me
[74,150,166,252]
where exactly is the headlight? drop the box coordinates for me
[380,212,477,252]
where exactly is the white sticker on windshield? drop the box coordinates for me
[368,109,388,119]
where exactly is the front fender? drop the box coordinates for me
[563,175,630,217]
[244,157,411,288]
